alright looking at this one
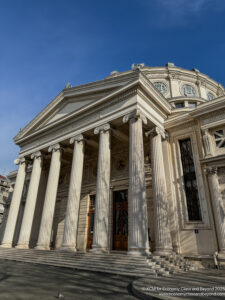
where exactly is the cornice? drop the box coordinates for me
[16,85,139,145]
[14,71,140,142]
[165,113,194,129]
[200,154,225,165]
[15,73,172,145]
[190,95,225,118]
[138,71,172,113]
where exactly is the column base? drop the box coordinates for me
[128,247,151,256]
[0,243,12,248]
[15,244,29,250]
[59,245,77,252]
[153,248,173,256]
[89,246,109,253]
[218,251,225,259]
[35,245,50,250]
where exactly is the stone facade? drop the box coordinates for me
[1,63,225,266]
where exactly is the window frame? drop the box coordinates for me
[172,131,210,229]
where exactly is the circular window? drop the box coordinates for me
[181,84,197,97]
[207,92,215,101]
[153,82,168,94]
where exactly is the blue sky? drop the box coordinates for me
[0,0,225,175]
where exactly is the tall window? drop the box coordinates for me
[179,139,202,221]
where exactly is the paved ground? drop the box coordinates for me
[0,259,137,299]
[132,269,225,300]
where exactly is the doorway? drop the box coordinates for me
[86,194,95,250]
[112,190,128,251]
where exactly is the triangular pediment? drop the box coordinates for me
[43,99,93,127]
[14,72,172,144]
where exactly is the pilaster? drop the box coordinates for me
[205,167,225,255]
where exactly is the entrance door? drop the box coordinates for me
[113,190,128,251]
[86,194,96,250]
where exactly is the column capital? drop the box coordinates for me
[205,167,217,175]
[31,151,42,160]
[123,109,147,125]
[145,126,166,139]
[94,123,111,135]
[70,134,85,144]
[48,143,63,153]
[14,157,27,165]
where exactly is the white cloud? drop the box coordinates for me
[154,0,225,26]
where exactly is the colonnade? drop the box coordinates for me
[1,110,174,255]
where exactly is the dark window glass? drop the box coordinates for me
[179,139,202,221]
[89,195,96,235]
[188,102,197,108]
[175,102,185,108]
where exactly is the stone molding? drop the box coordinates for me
[31,151,42,160]
[123,109,147,125]
[70,134,85,144]
[205,167,217,175]
[145,126,166,140]
[94,123,111,135]
[14,157,27,165]
[48,143,63,153]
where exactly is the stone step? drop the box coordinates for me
[0,248,183,277]
[0,249,149,261]
[0,252,151,267]
[0,255,163,277]
[0,254,158,272]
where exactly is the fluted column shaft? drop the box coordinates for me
[91,123,111,252]
[206,167,225,254]
[61,135,85,251]
[123,110,149,255]
[147,127,172,255]
[1,158,27,248]
[36,144,62,250]
[16,152,43,249]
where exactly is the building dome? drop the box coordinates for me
[109,63,225,111]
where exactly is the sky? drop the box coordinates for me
[0,0,225,176]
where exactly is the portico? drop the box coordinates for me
[3,64,225,268]
[0,71,173,255]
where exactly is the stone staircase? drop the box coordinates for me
[0,248,194,277]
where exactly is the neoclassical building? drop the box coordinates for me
[1,63,225,265]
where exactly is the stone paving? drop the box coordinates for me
[132,269,225,300]
[0,259,137,299]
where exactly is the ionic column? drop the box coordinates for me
[91,123,111,252]
[35,144,63,250]
[1,157,27,248]
[16,151,43,249]
[123,110,149,255]
[205,167,225,254]
[146,127,173,256]
[61,135,85,251]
